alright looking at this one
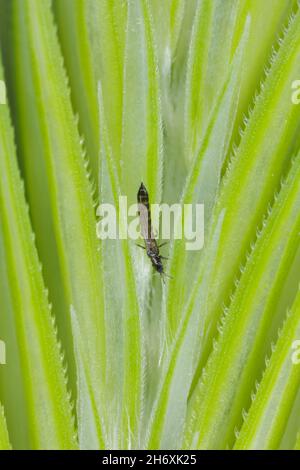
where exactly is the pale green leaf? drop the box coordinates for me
[191,8,300,384]
[0,405,11,450]
[234,288,300,450]
[85,0,127,167]
[9,0,107,444]
[98,84,144,449]
[185,0,295,161]
[183,150,300,449]
[121,0,163,205]
[166,19,250,340]
[53,0,100,183]
[0,54,76,450]
[145,212,225,449]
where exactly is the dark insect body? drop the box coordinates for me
[137,182,168,276]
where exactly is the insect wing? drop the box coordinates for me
[138,202,150,240]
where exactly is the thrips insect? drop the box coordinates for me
[137,182,170,279]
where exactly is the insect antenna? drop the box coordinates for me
[161,272,173,285]
[158,241,169,248]
[163,272,173,279]
[135,243,146,250]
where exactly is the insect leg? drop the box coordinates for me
[158,241,169,248]
[136,243,146,249]
[163,272,173,280]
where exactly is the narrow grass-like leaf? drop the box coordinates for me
[185,0,295,160]
[85,0,127,167]
[0,405,11,450]
[53,0,99,183]
[121,0,163,205]
[98,138,125,449]
[151,0,185,60]
[165,21,249,340]
[230,0,297,144]
[97,1,164,445]
[295,430,300,449]
[183,151,300,449]
[10,0,106,445]
[234,288,300,450]
[153,0,197,203]
[0,57,76,450]
[98,85,144,449]
[145,212,224,449]
[191,7,300,382]
[184,0,213,158]
[70,307,104,450]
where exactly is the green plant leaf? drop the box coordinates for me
[0,405,11,450]
[53,0,100,184]
[85,0,127,167]
[9,0,107,445]
[184,0,296,160]
[166,19,250,340]
[0,54,76,450]
[0,0,299,451]
[121,0,163,205]
[98,84,144,449]
[151,0,185,61]
[70,306,104,450]
[159,0,197,203]
[145,211,225,449]
[190,7,300,385]
[183,150,300,449]
[295,429,300,449]
[234,288,300,450]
